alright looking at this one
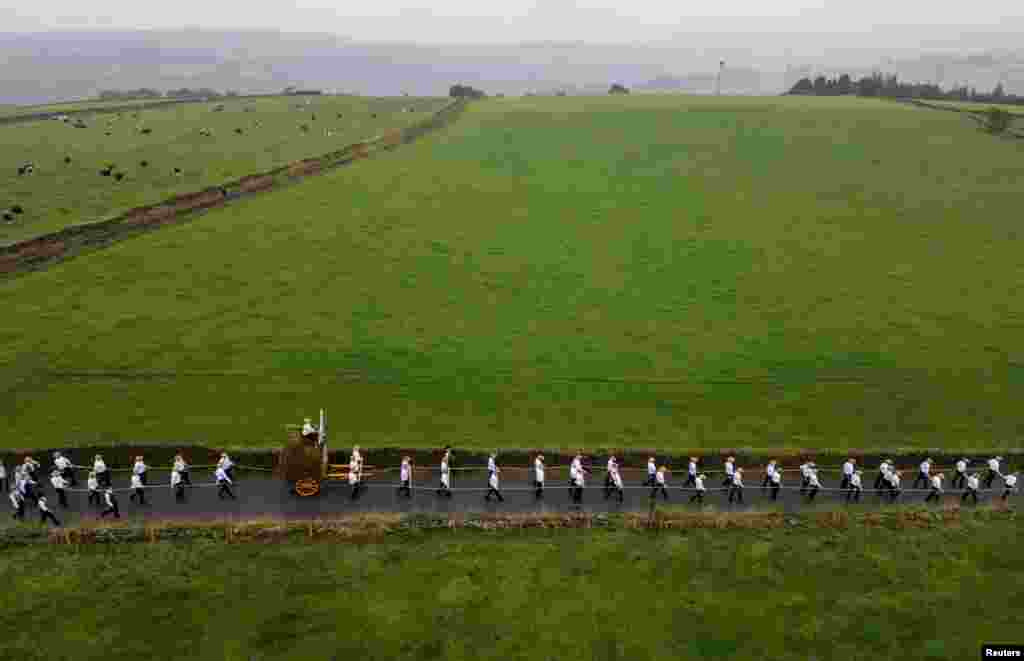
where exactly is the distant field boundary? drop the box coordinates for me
[0,98,468,277]
[0,93,292,125]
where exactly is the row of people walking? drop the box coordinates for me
[4,451,240,526]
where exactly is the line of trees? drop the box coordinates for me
[788,72,1022,105]
[449,84,487,99]
[97,88,240,101]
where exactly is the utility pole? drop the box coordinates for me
[716,60,725,96]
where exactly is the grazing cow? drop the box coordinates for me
[2,213,14,222]
[140,160,148,167]
[99,167,112,177]
[371,113,377,118]
[10,205,24,214]
[140,128,152,135]
[173,168,182,176]
[63,156,71,164]
[234,128,243,134]
[312,114,316,121]
[105,131,112,136]
[114,173,125,182]
[17,163,35,176]
[336,113,343,119]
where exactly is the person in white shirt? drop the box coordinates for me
[952,458,969,490]
[846,471,863,503]
[216,466,236,500]
[50,471,69,508]
[87,472,100,506]
[133,456,148,486]
[769,467,782,501]
[0,459,7,493]
[37,496,60,527]
[351,446,363,469]
[487,453,497,480]
[485,466,504,502]
[874,459,891,492]
[171,469,185,502]
[962,474,980,504]
[925,473,944,503]
[301,418,319,441]
[23,456,40,483]
[689,474,707,504]
[609,464,624,503]
[762,460,778,492]
[805,470,822,502]
[913,458,932,490]
[728,468,744,504]
[722,457,736,488]
[100,488,120,518]
[129,473,147,505]
[572,460,586,504]
[604,456,618,499]
[348,456,363,501]
[174,452,192,485]
[984,456,1003,489]
[887,470,902,503]
[645,457,656,487]
[651,465,669,501]
[841,459,856,491]
[800,462,813,494]
[398,456,413,498]
[10,489,25,520]
[437,451,452,498]
[218,453,235,481]
[53,451,75,486]
[1002,472,1017,501]
[684,457,698,488]
[534,454,545,498]
[94,454,110,488]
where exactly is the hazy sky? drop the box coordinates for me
[4,1,1022,45]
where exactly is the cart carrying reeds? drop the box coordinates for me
[280,409,329,497]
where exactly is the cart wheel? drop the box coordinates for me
[295,479,320,497]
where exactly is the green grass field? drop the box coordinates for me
[925,99,1024,115]
[1,94,449,244]
[0,96,189,118]
[3,95,1024,452]
[1,515,1021,660]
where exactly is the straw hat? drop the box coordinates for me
[727,456,735,461]
[690,457,697,462]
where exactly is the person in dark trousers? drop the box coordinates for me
[129,473,146,505]
[650,465,669,500]
[762,460,777,493]
[874,459,891,493]
[398,456,413,498]
[722,456,736,489]
[769,466,782,501]
[487,453,497,481]
[87,472,101,506]
[609,465,624,503]
[10,489,25,520]
[100,488,120,519]
[984,457,1003,490]
[846,471,862,503]
[805,470,822,502]
[840,458,855,491]
[644,457,656,487]
[962,474,980,505]
[54,451,76,487]
[727,468,745,504]
[484,467,504,502]
[912,458,932,490]
[799,462,814,495]
[887,471,902,503]
[216,466,236,500]
[219,453,236,482]
[133,456,149,486]
[37,496,60,527]
[50,471,69,508]
[437,451,452,497]
[604,456,618,499]
[569,455,584,498]
[0,460,7,494]
[690,474,707,504]
[684,457,698,489]
[171,469,186,503]
[952,458,969,490]
[173,453,192,486]
[572,463,586,505]
[20,471,39,506]
[94,455,110,488]
[348,456,363,501]
[534,454,545,499]
[1001,473,1017,501]
[924,473,944,503]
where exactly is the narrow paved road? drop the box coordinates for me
[7,466,1016,527]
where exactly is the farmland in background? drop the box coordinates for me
[2,95,1023,451]
[1,94,449,244]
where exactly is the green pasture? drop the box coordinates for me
[0,96,187,118]
[0,94,449,244]
[925,99,1024,115]
[1,515,1021,661]
[2,94,1024,451]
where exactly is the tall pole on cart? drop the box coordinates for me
[319,408,327,479]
